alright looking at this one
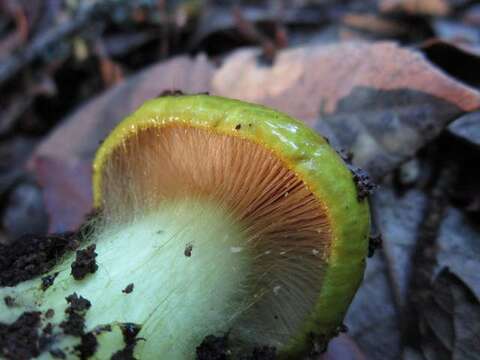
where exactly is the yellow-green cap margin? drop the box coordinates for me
[92,95,370,357]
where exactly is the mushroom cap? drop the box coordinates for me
[92,94,370,356]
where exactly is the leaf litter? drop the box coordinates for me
[2,1,480,359]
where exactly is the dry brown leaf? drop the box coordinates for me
[212,42,480,178]
[32,42,480,228]
[379,0,450,16]
[213,42,480,122]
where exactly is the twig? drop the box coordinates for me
[0,0,127,87]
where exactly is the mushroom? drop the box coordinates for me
[0,94,370,359]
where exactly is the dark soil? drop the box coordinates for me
[368,234,383,258]
[41,272,59,291]
[0,233,76,287]
[184,243,193,257]
[196,334,278,360]
[349,165,377,201]
[159,89,185,97]
[45,309,55,319]
[60,293,91,337]
[0,312,42,360]
[248,346,277,360]
[3,296,15,307]
[74,332,98,359]
[122,283,134,294]
[196,334,230,360]
[71,244,98,280]
[49,348,67,358]
[110,323,142,360]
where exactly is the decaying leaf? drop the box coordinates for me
[419,268,480,360]
[212,42,480,179]
[346,253,402,360]
[379,0,450,16]
[347,187,427,360]
[448,111,480,147]
[32,156,92,233]
[31,41,480,233]
[436,208,480,300]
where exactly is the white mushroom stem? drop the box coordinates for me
[0,199,251,359]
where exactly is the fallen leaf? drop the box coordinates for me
[212,42,480,179]
[1,181,48,241]
[346,186,427,360]
[419,268,480,360]
[431,20,479,46]
[341,13,408,37]
[0,137,36,195]
[421,40,480,89]
[32,41,480,230]
[31,156,92,233]
[448,111,480,147]
[436,207,480,300]
[379,0,450,16]
[321,334,366,360]
[346,251,402,359]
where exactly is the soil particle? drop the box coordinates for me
[122,283,134,294]
[41,272,59,291]
[196,334,230,360]
[4,296,15,307]
[74,332,98,359]
[306,332,327,356]
[71,244,98,280]
[248,346,276,360]
[45,309,55,319]
[0,311,42,360]
[337,323,349,333]
[50,348,67,358]
[42,323,53,335]
[184,243,193,257]
[60,293,91,336]
[94,324,112,334]
[0,232,76,287]
[158,89,184,97]
[337,148,354,163]
[368,234,383,257]
[349,165,377,200]
[110,323,142,360]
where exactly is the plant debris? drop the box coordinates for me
[71,244,98,280]
[196,334,277,360]
[0,312,44,359]
[41,272,59,291]
[49,348,67,359]
[349,165,377,201]
[159,89,184,97]
[3,296,15,307]
[60,293,91,337]
[368,234,383,258]
[248,346,277,359]
[0,233,75,287]
[122,283,134,294]
[184,243,193,257]
[196,334,230,360]
[3,1,480,359]
[110,323,142,360]
[74,332,98,360]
